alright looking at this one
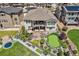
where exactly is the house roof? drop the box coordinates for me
[64,6,79,12]
[0,7,23,14]
[24,8,57,21]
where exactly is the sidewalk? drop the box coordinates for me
[0,28,19,31]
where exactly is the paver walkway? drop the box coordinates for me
[57,21,78,55]
[65,26,79,56]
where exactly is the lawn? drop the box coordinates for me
[67,29,79,54]
[31,40,40,47]
[0,42,38,56]
[48,34,60,48]
[0,31,18,37]
[36,48,42,54]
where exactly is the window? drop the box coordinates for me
[75,17,78,21]
[52,27,55,28]
[49,27,52,29]
[1,14,4,16]
[47,20,52,25]
[26,20,30,23]
[2,20,4,22]
[68,13,70,15]
[15,18,17,21]
[15,22,18,25]
[72,18,74,19]
[4,20,7,22]
[48,22,52,25]
[71,13,74,16]
[0,13,5,16]
[68,17,75,20]
[1,20,7,22]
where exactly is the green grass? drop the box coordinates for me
[0,42,38,56]
[31,40,40,46]
[36,49,42,54]
[48,34,60,48]
[67,29,79,54]
[59,40,68,48]
[0,31,17,37]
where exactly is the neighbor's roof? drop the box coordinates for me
[0,7,22,14]
[64,6,79,12]
[24,8,57,21]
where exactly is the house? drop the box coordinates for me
[0,7,23,28]
[55,6,62,20]
[23,8,58,33]
[61,6,79,25]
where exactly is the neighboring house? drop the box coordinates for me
[55,6,62,20]
[61,6,79,25]
[0,7,23,28]
[23,8,58,33]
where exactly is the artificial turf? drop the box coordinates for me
[0,42,38,56]
[67,29,79,54]
[48,34,60,48]
[0,31,17,37]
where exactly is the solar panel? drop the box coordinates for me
[65,6,79,11]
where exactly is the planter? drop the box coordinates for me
[0,45,2,48]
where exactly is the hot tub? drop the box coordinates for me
[4,42,12,48]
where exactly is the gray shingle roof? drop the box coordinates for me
[0,7,22,14]
[24,8,57,21]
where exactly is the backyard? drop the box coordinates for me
[0,31,18,37]
[67,29,79,54]
[47,34,60,48]
[0,42,38,56]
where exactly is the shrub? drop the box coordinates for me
[19,34,26,42]
[0,37,2,45]
[0,42,2,45]
[43,46,51,55]
[64,51,70,56]
[31,40,40,46]
[62,26,68,31]
[40,39,45,44]
[59,32,67,40]
[57,49,63,56]
[72,50,77,54]
[36,49,42,54]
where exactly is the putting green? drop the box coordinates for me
[48,34,60,48]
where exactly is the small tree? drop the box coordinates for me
[15,34,20,39]
[19,34,26,42]
[21,26,31,37]
[72,50,77,55]
[57,49,62,56]
[43,50,48,55]
[21,26,26,35]
[0,37,2,45]
[62,26,68,31]
[40,39,45,44]
[64,51,70,56]
[43,46,51,55]
[59,32,67,40]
